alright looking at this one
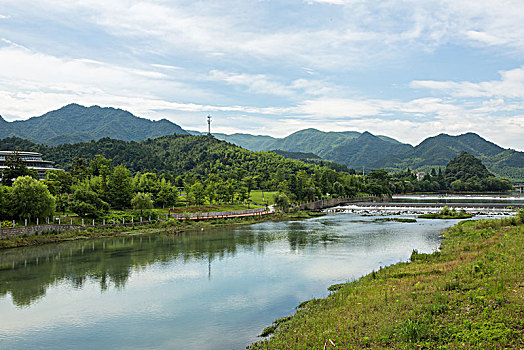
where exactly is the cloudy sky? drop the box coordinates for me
[1,0,524,149]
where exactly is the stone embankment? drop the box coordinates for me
[0,208,276,241]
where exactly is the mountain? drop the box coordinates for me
[2,104,523,180]
[271,150,321,160]
[0,104,188,145]
[373,133,524,181]
[0,135,352,192]
[322,131,413,169]
[205,129,523,181]
[200,128,405,157]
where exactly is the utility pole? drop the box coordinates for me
[207,115,212,135]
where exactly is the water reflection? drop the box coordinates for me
[0,213,453,350]
[0,231,263,307]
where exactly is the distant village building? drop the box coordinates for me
[414,170,425,181]
[0,151,62,181]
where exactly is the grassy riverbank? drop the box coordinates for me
[251,213,524,349]
[0,211,325,250]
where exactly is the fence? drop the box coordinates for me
[0,208,275,240]
[169,208,269,219]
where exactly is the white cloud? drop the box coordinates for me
[208,70,342,98]
[411,66,524,99]
[1,1,524,150]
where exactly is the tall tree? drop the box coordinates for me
[106,165,133,209]
[1,152,36,186]
[10,176,55,221]
[131,192,154,216]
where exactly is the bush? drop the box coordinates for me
[517,208,524,223]
[1,220,13,228]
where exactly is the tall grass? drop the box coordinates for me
[251,211,524,349]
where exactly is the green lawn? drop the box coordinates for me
[249,190,278,205]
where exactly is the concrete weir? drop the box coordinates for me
[327,201,521,216]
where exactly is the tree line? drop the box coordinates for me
[0,135,513,223]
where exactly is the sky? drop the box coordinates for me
[1,0,524,150]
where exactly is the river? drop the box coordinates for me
[0,212,492,349]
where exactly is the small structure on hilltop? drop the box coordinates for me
[0,151,63,180]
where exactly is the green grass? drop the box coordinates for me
[249,190,278,205]
[418,213,473,219]
[251,214,524,349]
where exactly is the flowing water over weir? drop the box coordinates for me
[0,195,522,349]
[326,194,524,216]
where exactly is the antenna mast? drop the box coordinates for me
[207,115,212,135]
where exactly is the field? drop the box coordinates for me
[249,190,278,205]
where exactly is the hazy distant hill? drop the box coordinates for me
[2,105,523,181]
[0,104,187,145]
[187,128,523,180]
[190,128,403,155]
[373,133,524,181]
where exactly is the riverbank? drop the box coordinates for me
[0,211,325,250]
[251,213,524,349]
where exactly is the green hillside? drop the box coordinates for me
[375,133,524,181]
[202,128,405,156]
[323,132,413,169]
[0,135,352,190]
[0,104,187,145]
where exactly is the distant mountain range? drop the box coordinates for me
[1,104,523,181]
[0,104,187,145]
[191,129,524,181]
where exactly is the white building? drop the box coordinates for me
[0,151,63,181]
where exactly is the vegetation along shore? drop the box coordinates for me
[251,210,524,349]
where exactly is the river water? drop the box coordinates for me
[0,212,482,349]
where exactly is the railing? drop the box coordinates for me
[170,208,270,219]
[1,208,276,240]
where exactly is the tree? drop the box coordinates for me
[206,182,217,204]
[156,178,178,208]
[106,165,133,209]
[71,187,109,218]
[131,192,153,216]
[1,152,37,186]
[0,185,12,219]
[44,170,73,196]
[236,185,249,203]
[189,182,206,206]
[137,173,160,200]
[10,176,55,221]
[88,155,112,176]
[274,192,290,212]
[55,193,71,215]
[71,157,89,182]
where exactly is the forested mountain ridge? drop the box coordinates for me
[322,132,413,168]
[373,133,524,181]
[0,104,187,145]
[2,104,523,180]
[198,129,522,181]
[0,135,352,191]
[191,128,403,154]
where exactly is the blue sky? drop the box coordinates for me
[1,0,524,150]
